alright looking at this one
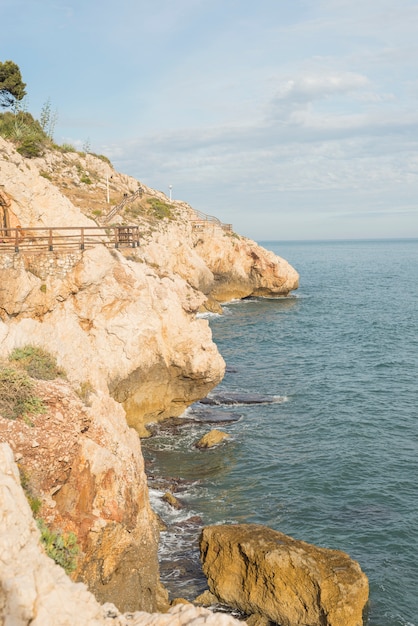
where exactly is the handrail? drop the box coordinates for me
[192,208,223,226]
[191,209,232,232]
[0,226,140,252]
[101,186,144,225]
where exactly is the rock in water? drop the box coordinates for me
[200,524,369,626]
[195,430,231,449]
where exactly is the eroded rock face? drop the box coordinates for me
[200,524,369,626]
[0,443,244,626]
[0,244,225,435]
[192,233,299,302]
[0,381,166,613]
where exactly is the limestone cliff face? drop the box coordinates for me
[191,231,299,303]
[0,244,224,435]
[0,136,299,615]
[0,383,167,613]
[0,442,244,626]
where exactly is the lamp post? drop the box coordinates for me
[169,185,172,202]
[106,174,113,203]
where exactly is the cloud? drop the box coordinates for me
[274,72,370,103]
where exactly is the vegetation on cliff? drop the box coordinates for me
[0,364,45,420]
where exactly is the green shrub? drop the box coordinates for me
[0,111,49,157]
[57,143,76,153]
[147,197,173,220]
[0,365,46,420]
[9,345,66,380]
[16,136,44,158]
[80,174,92,184]
[37,519,79,574]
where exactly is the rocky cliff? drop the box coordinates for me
[0,442,243,626]
[0,135,299,616]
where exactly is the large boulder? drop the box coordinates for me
[200,524,369,626]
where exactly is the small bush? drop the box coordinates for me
[37,519,79,574]
[57,143,76,153]
[80,174,92,184]
[147,198,173,220]
[16,137,44,158]
[9,345,66,380]
[0,365,46,420]
[0,111,50,157]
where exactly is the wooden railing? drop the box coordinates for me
[101,187,144,225]
[0,226,140,252]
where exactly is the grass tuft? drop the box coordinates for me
[9,345,66,380]
[0,365,46,420]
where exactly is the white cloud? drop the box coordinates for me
[275,72,370,102]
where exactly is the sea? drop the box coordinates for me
[141,239,418,626]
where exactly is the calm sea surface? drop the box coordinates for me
[142,239,418,626]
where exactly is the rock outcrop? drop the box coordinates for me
[0,243,225,436]
[192,233,299,303]
[200,524,369,626]
[0,443,243,626]
[0,378,166,613]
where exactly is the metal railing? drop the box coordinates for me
[0,226,140,253]
[191,209,232,232]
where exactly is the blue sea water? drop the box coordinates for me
[143,239,418,626]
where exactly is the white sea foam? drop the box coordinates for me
[196,311,222,319]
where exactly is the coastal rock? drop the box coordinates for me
[195,430,230,449]
[162,491,183,509]
[0,442,243,626]
[0,380,166,613]
[192,233,299,302]
[0,136,299,616]
[0,244,225,436]
[200,524,369,626]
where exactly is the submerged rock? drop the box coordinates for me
[200,391,283,406]
[200,523,369,626]
[162,491,183,509]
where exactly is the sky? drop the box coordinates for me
[2,0,418,241]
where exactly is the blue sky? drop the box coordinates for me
[2,0,418,240]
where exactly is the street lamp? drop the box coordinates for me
[169,185,172,202]
[106,174,113,203]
